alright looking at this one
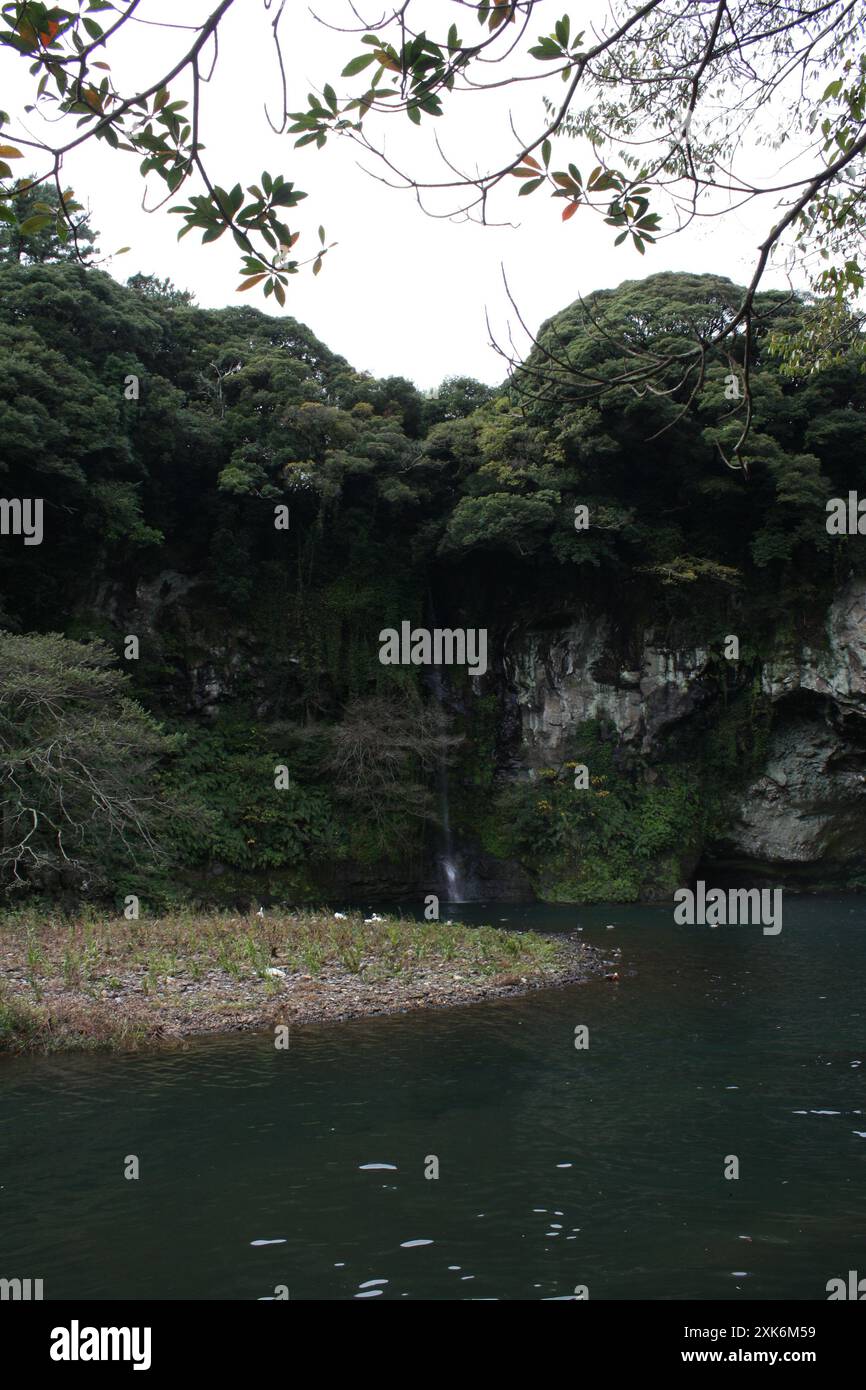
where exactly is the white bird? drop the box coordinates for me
[333,912,347,920]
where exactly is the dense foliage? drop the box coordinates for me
[3,0,866,367]
[1,263,864,902]
[0,631,174,895]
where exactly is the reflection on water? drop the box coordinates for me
[1,896,865,1300]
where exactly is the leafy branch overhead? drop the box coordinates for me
[0,0,334,300]
[2,1,866,455]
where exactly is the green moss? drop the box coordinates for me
[466,687,776,904]
[540,864,641,904]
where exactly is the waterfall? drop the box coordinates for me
[436,730,463,902]
[426,665,466,903]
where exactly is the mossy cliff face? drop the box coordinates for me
[711,577,866,880]
[88,567,866,907]
[447,577,866,903]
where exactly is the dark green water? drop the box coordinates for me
[1,896,865,1301]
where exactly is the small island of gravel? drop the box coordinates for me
[0,908,614,1053]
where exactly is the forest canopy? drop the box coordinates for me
[1,1,866,385]
[0,261,860,625]
[0,260,864,898]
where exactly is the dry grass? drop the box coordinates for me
[0,906,597,1054]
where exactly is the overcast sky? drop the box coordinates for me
[1,0,814,388]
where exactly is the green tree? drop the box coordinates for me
[0,177,98,264]
[424,377,497,428]
[126,272,195,306]
[0,632,176,895]
[1,1,864,355]
[311,696,460,852]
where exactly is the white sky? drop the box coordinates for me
[0,0,818,388]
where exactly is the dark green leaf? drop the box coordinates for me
[342,53,376,77]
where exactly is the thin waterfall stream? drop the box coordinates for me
[426,664,466,903]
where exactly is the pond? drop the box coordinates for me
[1,896,864,1300]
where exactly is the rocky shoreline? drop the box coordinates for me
[0,908,616,1053]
